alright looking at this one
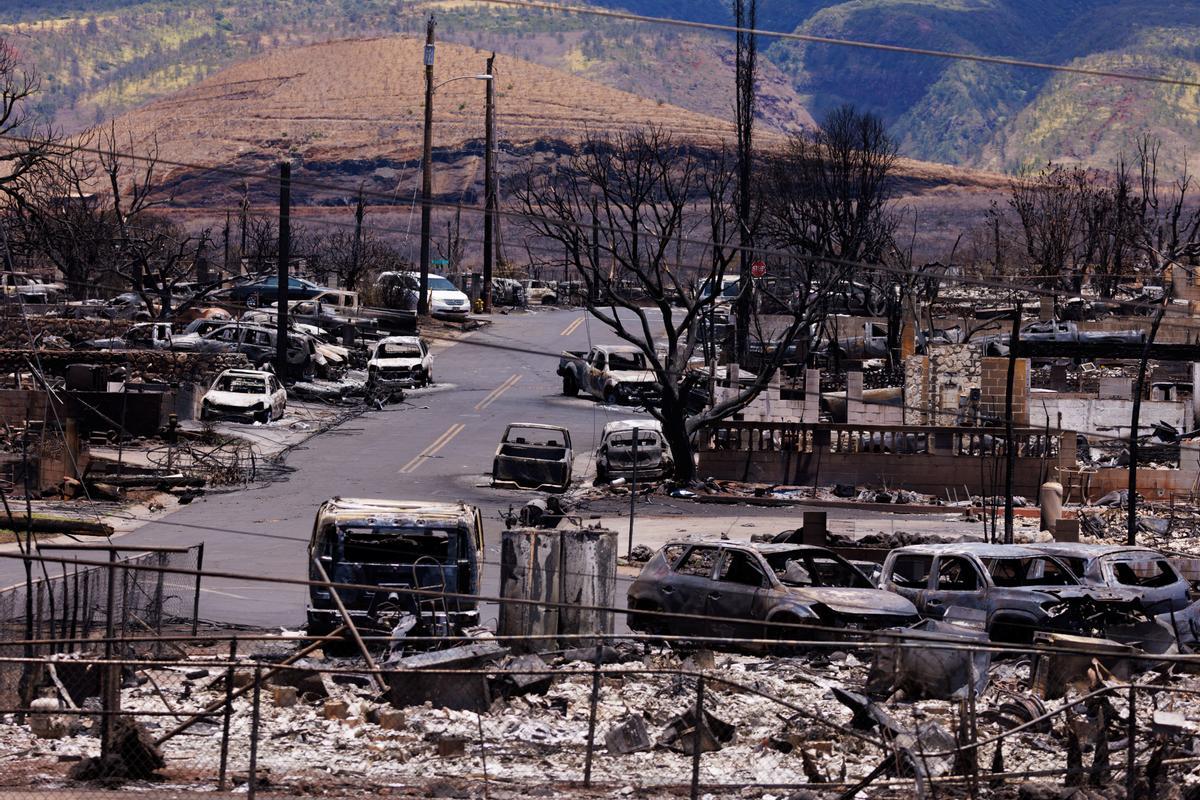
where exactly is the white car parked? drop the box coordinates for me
[367,336,434,391]
[380,271,471,318]
[201,369,287,424]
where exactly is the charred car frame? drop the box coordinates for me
[306,498,483,640]
[627,541,919,647]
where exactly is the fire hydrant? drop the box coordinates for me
[473,298,484,313]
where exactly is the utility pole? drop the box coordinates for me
[482,52,496,313]
[418,15,436,316]
[222,211,230,277]
[733,0,757,366]
[1003,304,1021,544]
[351,185,364,290]
[275,162,290,380]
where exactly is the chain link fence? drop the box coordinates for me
[0,633,1194,798]
[0,545,203,709]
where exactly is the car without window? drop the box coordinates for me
[368,336,433,391]
[491,423,573,492]
[306,498,483,639]
[558,344,661,406]
[627,541,919,647]
[879,543,1197,648]
[595,419,673,484]
[201,368,287,424]
[1027,543,1194,614]
[201,323,323,379]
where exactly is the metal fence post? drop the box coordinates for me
[1126,683,1137,799]
[218,637,238,790]
[583,644,602,786]
[248,663,262,800]
[101,548,117,761]
[191,543,204,637]
[690,676,704,800]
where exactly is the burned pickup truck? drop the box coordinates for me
[492,423,573,492]
[306,498,483,640]
[627,541,918,646]
[879,543,1196,649]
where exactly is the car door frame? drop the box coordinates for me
[924,554,990,620]
[664,544,722,635]
[706,548,770,640]
[587,350,607,398]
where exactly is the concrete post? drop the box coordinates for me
[1039,481,1063,534]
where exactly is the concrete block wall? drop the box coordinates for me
[980,356,1030,425]
[0,389,63,426]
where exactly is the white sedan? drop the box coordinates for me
[201,369,287,424]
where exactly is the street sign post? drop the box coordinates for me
[750,260,766,278]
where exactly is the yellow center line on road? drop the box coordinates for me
[473,373,522,412]
[560,317,584,337]
[399,423,466,474]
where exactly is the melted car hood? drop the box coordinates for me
[610,369,657,384]
[205,391,267,409]
[371,357,422,369]
[1033,586,1143,605]
[786,586,917,617]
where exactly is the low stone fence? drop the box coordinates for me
[0,317,133,348]
[0,350,249,386]
[697,420,1072,498]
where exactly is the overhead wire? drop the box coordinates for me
[474,0,1200,89]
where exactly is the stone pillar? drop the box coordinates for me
[980,357,1030,426]
[846,371,864,424]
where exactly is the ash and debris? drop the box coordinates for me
[5,643,1200,797]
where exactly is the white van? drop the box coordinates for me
[380,271,471,318]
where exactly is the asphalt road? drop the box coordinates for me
[2,307,907,630]
[2,307,660,628]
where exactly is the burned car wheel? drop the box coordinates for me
[562,373,578,396]
[628,600,665,635]
[989,616,1035,645]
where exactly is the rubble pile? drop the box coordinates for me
[5,642,1200,796]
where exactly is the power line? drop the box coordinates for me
[475,0,1200,90]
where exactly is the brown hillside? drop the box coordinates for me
[106,35,740,174]
[100,34,1011,262]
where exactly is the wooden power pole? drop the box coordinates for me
[418,15,436,316]
[275,162,290,379]
[482,52,497,313]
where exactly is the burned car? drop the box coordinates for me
[627,541,919,645]
[367,336,434,392]
[595,419,673,484]
[306,498,483,639]
[1028,543,1194,614]
[879,543,1195,648]
[492,423,573,492]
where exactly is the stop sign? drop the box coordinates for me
[750,260,767,278]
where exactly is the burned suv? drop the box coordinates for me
[1028,543,1193,614]
[879,543,1192,648]
[306,498,483,639]
[627,541,918,645]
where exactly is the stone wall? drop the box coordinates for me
[0,317,133,348]
[0,350,249,386]
[904,344,982,425]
